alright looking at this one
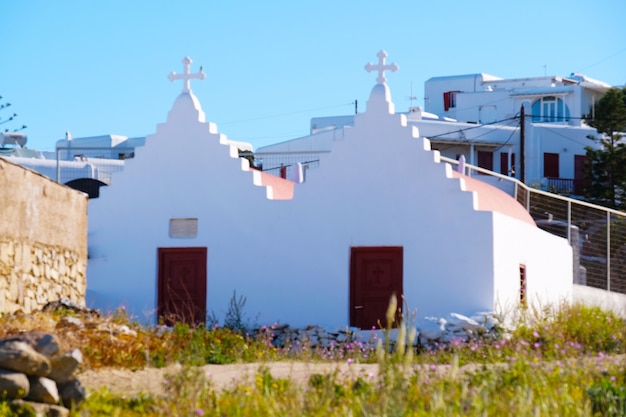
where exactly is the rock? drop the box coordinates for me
[42,297,99,317]
[0,369,29,399]
[10,399,69,417]
[25,376,60,404]
[3,331,61,357]
[56,316,84,330]
[49,349,83,384]
[449,312,481,332]
[58,378,87,408]
[0,340,51,376]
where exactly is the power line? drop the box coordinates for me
[220,102,353,126]
[426,116,519,139]
[576,47,626,73]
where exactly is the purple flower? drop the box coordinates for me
[196,409,204,416]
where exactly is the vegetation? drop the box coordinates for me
[1,300,626,415]
[584,87,626,209]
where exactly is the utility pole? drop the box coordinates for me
[519,104,526,184]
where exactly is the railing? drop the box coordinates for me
[240,150,330,173]
[545,177,585,195]
[55,147,134,185]
[441,155,626,295]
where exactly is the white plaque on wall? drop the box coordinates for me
[169,218,198,238]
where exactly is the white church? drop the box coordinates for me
[85,53,574,328]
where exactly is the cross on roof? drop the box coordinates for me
[168,56,206,93]
[364,50,398,84]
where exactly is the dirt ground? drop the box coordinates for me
[78,362,380,397]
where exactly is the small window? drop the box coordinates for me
[520,264,527,307]
[443,91,460,111]
[170,218,198,238]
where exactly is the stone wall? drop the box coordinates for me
[0,158,87,313]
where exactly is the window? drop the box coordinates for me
[519,264,527,307]
[531,96,570,123]
[543,153,559,178]
[500,152,515,176]
[477,151,493,171]
[443,91,460,111]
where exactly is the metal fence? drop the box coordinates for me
[55,147,134,185]
[241,150,330,174]
[441,155,626,294]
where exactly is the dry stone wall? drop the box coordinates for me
[0,158,87,314]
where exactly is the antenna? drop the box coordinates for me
[0,95,27,134]
[408,81,417,109]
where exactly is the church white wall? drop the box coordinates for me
[492,212,573,313]
[199,109,500,327]
[88,97,499,327]
[87,94,271,320]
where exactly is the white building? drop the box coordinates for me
[261,71,612,196]
[86,54,573,329]
[0,133,142,198]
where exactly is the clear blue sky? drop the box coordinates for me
[2,0,625,151]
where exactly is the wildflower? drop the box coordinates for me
[533,331,540,338]
[533,342,540,348]
[195,409,204,416]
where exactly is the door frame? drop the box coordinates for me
[157,247,207,325]
[349,246,403,329]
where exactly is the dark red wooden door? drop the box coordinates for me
[158,247,207,325]
[543,152,560,178]
[350,247,403,329]
[477,151,494,171]
[574,154,589,195]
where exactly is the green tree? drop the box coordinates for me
[584,87,626,209]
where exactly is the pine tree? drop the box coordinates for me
[584,87,626,209]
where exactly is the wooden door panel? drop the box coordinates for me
[350,247,403,329]
[158,247,207,325]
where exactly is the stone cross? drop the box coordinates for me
[364,50,398,84]
[168,56,206,93]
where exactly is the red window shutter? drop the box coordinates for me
[500,153,516,175]
[443,92,451,111]
[477,151,493,171]
[543,153,559,178]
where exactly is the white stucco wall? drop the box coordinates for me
[87,77,573,328]
[492,212,573,313]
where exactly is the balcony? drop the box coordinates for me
[545,177,585,196]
